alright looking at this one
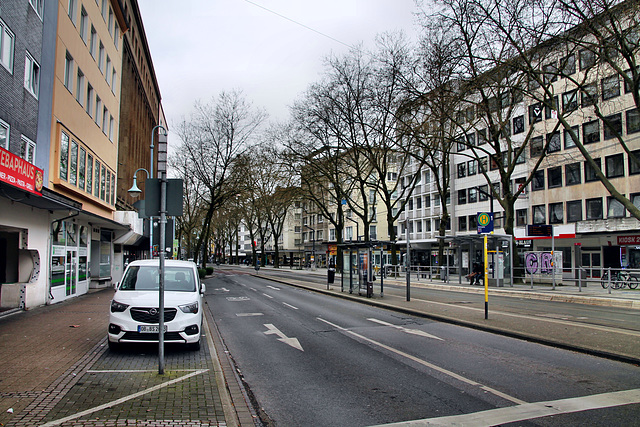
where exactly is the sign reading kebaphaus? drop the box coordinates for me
[0,146,43,195]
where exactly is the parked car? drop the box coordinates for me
[108,260,205,350]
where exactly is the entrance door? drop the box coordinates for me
[65,250,77,296]
[603,246,622,269]
[581,251,602,278]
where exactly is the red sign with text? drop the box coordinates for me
[0,146,43,195]
[618,235,640,245]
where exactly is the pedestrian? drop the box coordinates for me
[472,262,483,285]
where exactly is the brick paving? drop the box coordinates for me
[0,287,252,427]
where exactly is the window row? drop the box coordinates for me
[532,151,640,191]
[458,209,528,232]
[533,194,640,225]
[59,130,115,205]
[456,116,526,152]
[1,117,36,163]
[69,0,119,51]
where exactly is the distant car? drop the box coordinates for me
[108,259,205,351]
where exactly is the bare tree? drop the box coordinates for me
[174,90,266,267]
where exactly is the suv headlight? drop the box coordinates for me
[110,300,129,313]
[179,301,198,314]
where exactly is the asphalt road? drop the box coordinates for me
[204,270,640,427]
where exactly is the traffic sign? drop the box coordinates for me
[477,212,494,234]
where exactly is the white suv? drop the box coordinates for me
[108,260,205,350]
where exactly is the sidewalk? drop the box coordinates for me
[0,287,253,427]
[248,265,640,364]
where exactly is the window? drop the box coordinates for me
[565,163,581,185]
[458,216,467,231]
[468,187,477,203]
[24,52,40,98]
[543,63,558,85]
[457,136,465,152]
[80,7,88,42]
[467,159,477,175]
[561,54,576,76]
[105,56,111,84]
[581,83,597,107]
[601,75,620,100]
[0,119,8,149]
[533,205,546,224]
[329,228,335,241]
[547,132,561,153]
[29,0,44,18]
[98,42,105,73]
[532,169,545,191]
[95,96,102,126]
[478,184,489,202]
[64,52,74,92]
[86,83,94,116]
[548,166,562,188]
[345,226,353,241]
[457,163,466,178]
[549,203,563,224]
[579,49,596,70]
[369,225,377,240]
[469,215,477,229]
[567,200,582,222]
[544,96,558,120]
[529,102,543,124]
[114,22,120,50]
[562,90,578,113]
[78,147,86,190]
[68,0,78,25]
[87,154,93,193]
[108,7,114,35]
[603,113,622,140]
[586,198,603,220]
[632,193,640,211]
[69,139,78,186]
[20,136,35,163]
[627,108,640,134]
[564,126,579,149]
[585,158,601,182]
[516,209,527,227]
[416,196,422,209]
[76,68,85,106]
[477,129,487,145]
[583,120,600,144]
[102,106,108,133]
[106,170,111,203]
[90,26,97,58]
[478,157,488,173]
[0,18,15,73]
[109,115,114,141]
[60,131,70,181]
[94,160,100,196]
[530,136,544,157]
[513,115,524,134]
[101,0,108,18]
[630,150,640,175]
[605,153,624,178]
[458,190,467,204]
[608,197,625,218]
[111,69,116,92]
[101,164,106,200]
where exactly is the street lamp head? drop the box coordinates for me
[128,176,142,198]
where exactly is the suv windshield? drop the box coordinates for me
[120,266,196,292]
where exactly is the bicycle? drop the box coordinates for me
[601,270,639,289]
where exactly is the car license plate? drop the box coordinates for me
[138,325,167,333]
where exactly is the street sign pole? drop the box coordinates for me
[484,233,488,320]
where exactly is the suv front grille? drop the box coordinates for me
[130,307,177,323]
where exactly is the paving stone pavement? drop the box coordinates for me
[0,288,251,427]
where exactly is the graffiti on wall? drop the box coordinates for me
[525,251,563,281]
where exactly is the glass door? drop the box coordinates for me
[65,250,77,296]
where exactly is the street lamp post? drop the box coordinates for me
[149,125,167,259]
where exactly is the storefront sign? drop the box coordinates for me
[0,146,43,195]
[618,235,640,245]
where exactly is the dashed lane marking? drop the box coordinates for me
[318,317,525,405]
[283,302,299,310]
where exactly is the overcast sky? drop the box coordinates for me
[137,0,422,131]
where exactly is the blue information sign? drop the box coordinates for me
[477,212,494,234]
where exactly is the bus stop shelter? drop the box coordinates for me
[338,240,395,297]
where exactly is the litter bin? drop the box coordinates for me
[366,281,373,298]
[328,267,335,284]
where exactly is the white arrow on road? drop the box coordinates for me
[263,324,304,351]
[214,287,230,292]
[368,318,443,341]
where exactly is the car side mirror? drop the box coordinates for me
[200,284,206,294]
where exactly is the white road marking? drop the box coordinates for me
[267,285,281,290]
[236,313,264,317]
[263,323,304,351]
[214,287,230,292]
[263,293,274,299]
[40,369,209,426]
[375,388,640,426]
[283,302,299,310]
[87,369,199,373]
[317,318,525,405]
[368,318,443,341]
[226,296,250,301]
[387,294,640,338]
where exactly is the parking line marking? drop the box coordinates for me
[317,317,526,405]
[40,369,209,427]
[376,388,640,426]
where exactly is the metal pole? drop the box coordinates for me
[406,220,410,301]
[158,172,167,375]
[484,234,488,320]
[551,225,556,290]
